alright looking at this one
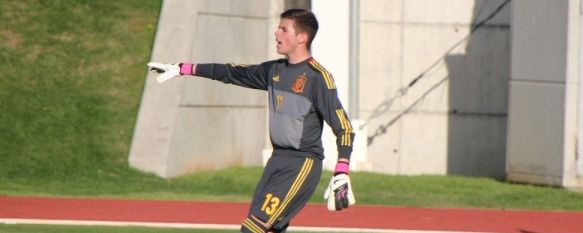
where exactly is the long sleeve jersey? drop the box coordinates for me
[194,57,354,161]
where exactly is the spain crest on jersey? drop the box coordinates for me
[291,74,308,93]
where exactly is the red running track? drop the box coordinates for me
[1,196,583,233]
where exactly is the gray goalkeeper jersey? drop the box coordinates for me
[194,57,354,161]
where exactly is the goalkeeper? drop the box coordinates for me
[149,8,355,233]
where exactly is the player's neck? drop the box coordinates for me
[287,48,311,64]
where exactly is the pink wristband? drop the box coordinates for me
[335,162,349,175]
[180,63,194,75]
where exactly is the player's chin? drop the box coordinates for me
[276,46,288,55]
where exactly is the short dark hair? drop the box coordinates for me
[280,9,319,50]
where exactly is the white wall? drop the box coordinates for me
[358,0,510,177]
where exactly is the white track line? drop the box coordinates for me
[0,218,494,233]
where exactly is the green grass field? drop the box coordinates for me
[0,0,162,194]
[3,163,583,211]
[2,1,583,226]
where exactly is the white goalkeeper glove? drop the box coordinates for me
[324,162,355,211]
[147,62,182,83]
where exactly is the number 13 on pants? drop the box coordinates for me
[261,193,280,216]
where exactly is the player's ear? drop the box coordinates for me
[297,32,308,45]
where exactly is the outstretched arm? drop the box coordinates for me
[148,61,278,91]
[190,62,272,90]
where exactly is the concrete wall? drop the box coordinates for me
[129,0,283,178]
[129,0,583,188]
[359,0,511,177]
[507,0,583,189]
[130,0,513,178]
[128,0,583,189]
